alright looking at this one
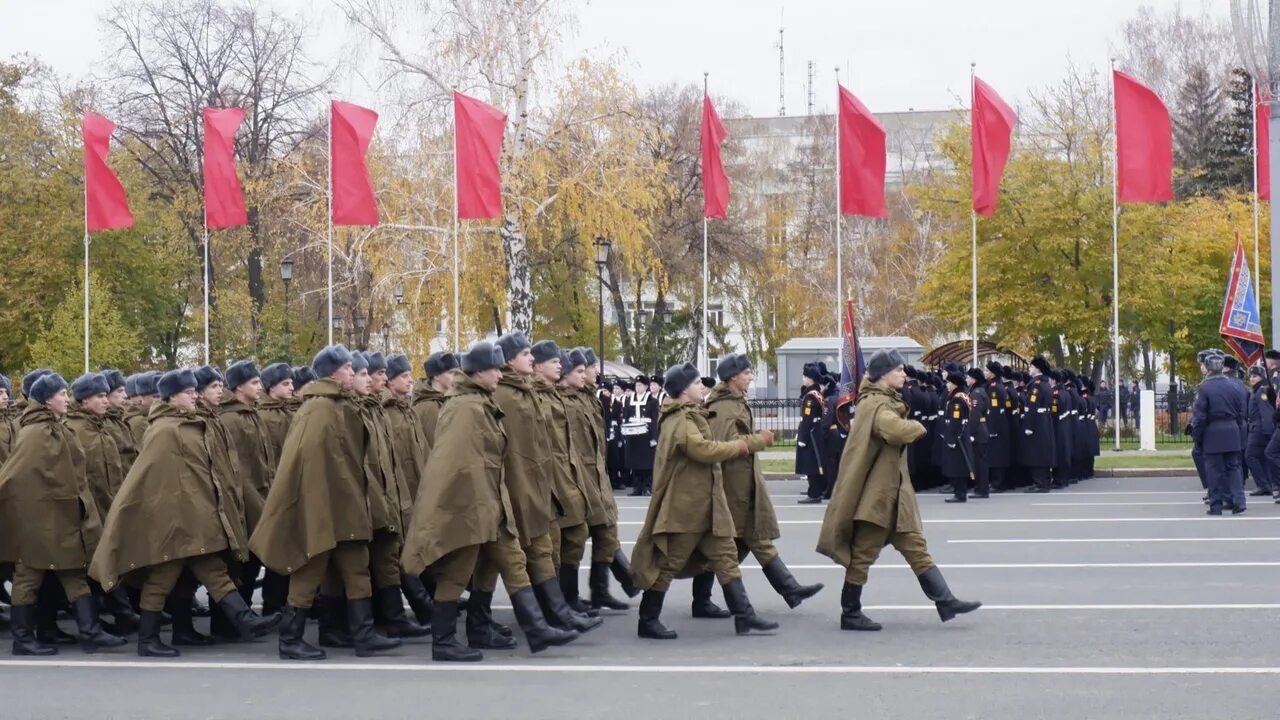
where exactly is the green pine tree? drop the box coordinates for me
[28,271,144,379]
[1172,64,1230,198]
[1219,67,1258,195]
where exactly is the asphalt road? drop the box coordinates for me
[4,476,1279,719]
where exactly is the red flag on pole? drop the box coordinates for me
[1113,70,1173,204]
[1257,83,1271,201]
[82,112,133,232]
[971,77,1017,216]
[202,107,247,229]
[701,93,730,219]
[453,91,508,220]
[331,100,379,226]
[837,85,887,218]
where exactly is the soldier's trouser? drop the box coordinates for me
[844,521,936,586]
[1205,451,1246,511]
[520,532,557,584]
[286,541,372,608]
[10,564,90,606]
[368,529,403,590]
[649,532,741,592]
[433,529,531,603]
[1265,430,1280,490]
[140,554,238,612]
[1030,467,1051,490]
[589,523,622,563]
[1193,446,1208,490]
[551,522,589,569]
[1246,440,1272,491]
[735,537,780,566]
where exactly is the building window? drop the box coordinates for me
[708,303,724,328]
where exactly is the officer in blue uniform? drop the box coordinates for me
[1191,350,1248,515]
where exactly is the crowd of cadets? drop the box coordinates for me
[794,356,1103,502]
[0,337,847,662]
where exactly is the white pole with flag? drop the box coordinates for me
[453,101,461,352]
[834,67,843,339]
[83,180,90,374]
[701,72,710,376]
[1110,58,1122,451]
[970,62,979,368]
[1253,78,1262,300]
[203,210,210,364]
[326,99,334,346]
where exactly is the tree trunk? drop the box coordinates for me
[246,206,266,354]
[500,218,533,333]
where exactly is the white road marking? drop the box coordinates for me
[618,516,1280,525]
[948,537,1280,544]
[574,561,1280,571]
[0,660,1275,675]
[1033,502,1223,507]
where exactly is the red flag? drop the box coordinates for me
[701,93,730,219]
[971,77,1017,217]
[330,100,379,226]
[202,107,247,229]
[837,85,887,218]
[1113,70,1173,204]
[82,112,133,232]
[1257,82,1270,201]
[453,92,508,220]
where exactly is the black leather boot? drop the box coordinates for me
[760,556,825,609]
[721,578,778,635]
[317,595,353,648]
[136,610,179,657]
[216,592,282,640]
[260,571,289,618]
[167,594,214,646]
[376,586,430,638]
[839,583,881,631]
[589,562,629,611]
[401,573,434,629]
[510,586,578,654]
[35,606,76,645]
[278,605,325,661]
[533,579,603,633]
[609,549,641,598]
[347,597,402,657]
[11,605,57,656]
[103,587,139,634]
[637,590,677,639]
[690,572,729,618]
[72,595,127,651]
[559,564,598,617]
[917,567,982,622]
[465,590,518,650]
[432,601,482,662]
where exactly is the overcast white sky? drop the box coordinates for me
[0,0,1230,116]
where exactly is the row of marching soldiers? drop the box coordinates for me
[0,333,831,661]
[899,356,1102,500]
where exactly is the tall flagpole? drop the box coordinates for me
[701,72,710,376]
[326,99,335,346]
[83,172,90,374]
[453,96,461,351]
[834,67,843,339]
[1253,78,1262,302]
[203,211,210,364]
[1110,58,1122,451]
[970,62,979,368]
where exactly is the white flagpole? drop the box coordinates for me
[453,97,461,352]
[1253,78,1262,304]
[327,99,335,346]
[1110,58,1122,451]
[970,62,979,368]
[834,67,843,340]
[83,177,90,374]
[701,72,710,376]
[203,210,210,364]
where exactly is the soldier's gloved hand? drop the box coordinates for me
[1024,429,1033,436]
[759,429,775,445]
[649,440,657,447]
[797,441,806,448]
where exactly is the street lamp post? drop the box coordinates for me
[280,257,294,362]
[332,315,345,347]
[594,237,612,370]
[354,312,366,350]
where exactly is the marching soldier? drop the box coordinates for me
[1021,357,1056,493]
[1193,350,1248,514]
[90,368,278,657]
[412,351,460,453]
[706,352,824,608]
[796,363,826,502]
[630,362,779,640]
[382,353,435,628]
[401,341,580,662]
[816,350,981,632]
[0,373,128,656]
[250,345,401,661]
[122,371,160,452]
[99,369,137,470]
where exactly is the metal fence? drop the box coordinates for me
[746,398,803,445]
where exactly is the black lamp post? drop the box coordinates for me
[594,237,612,370]
[394,283,405,305]
[280,257,294,361]
[354,312,366,350]
[332,315,345,346]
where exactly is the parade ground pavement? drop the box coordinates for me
[3,476,1278,719]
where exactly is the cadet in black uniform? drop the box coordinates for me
[962,368,991,499]
[621,375,659,496]
[796,364,827,503]
[939,372,974,502]
[1022,357,1056,493]
[982,362,1011,492]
